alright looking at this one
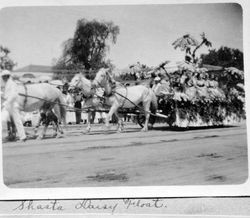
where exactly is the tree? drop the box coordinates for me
[52,59,85,81]
[53,19,119,79]
[172,33,212,63]
[0,45,16,70]
[200,46,244,70]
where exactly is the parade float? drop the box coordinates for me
[154,63,245,127]
[114,62,245,128]
[113,33,245,128]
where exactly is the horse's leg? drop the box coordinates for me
[114,112,124,132]
[100,112,105,123]
[56,122,64,138]
[51,121,58,137]
[54,114,64,138]
[141,101,151,132]
[53,104,64,138]
[11,118,17,139]
[86,112,91,132]
[105,103,119,131]
[90,111,96,124]
[7,118,16,141]
[57,119,64,135]
[34,115,42,137]
[38,122,48,140]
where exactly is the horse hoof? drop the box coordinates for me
[141,128,148,132]
[56,134,63,138]
[18,137,27,142]
[117,128,122,133]
[104,125,111,131]
[33,128,38,134]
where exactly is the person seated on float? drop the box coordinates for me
[158,73,172,95]
[207,73,225,100]
[196,72,208,99]
[152,76,162,95]
[172,70,190,102]
[184,71,198,101]
[201,73,210,100]
[152,75,172,98]
[178,70,188,92]
[149,71,157,88]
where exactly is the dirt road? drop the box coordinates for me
[2,122,248,188]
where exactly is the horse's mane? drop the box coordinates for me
[73,73,93,96]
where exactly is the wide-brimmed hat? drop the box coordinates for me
[1,70,11,76]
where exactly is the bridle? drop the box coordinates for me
[70,73,104,100]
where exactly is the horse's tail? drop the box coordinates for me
[57,94,67,125]
[150,89,158,114]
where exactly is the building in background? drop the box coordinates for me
[13,65,54,83]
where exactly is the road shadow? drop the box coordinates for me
[81,124,240,135]
[83,127,141,135]
[153,124,238,132]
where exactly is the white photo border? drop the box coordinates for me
[0,0,249,200]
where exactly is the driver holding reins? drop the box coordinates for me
[1,69,27,142]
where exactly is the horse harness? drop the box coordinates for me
[102,73,129,108]
[116,86,128,109]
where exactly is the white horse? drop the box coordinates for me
[17,83,67,138]
[92,68,158,132]
[68,73,105,132]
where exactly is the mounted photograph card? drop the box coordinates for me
[0,0,249,200]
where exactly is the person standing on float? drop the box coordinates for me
[1,70,26,141]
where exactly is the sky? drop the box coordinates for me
[0,3,243,70]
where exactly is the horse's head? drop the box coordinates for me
[92,68,116,95]
[68,73,83,92]
[92,68,111,87]
[69,72,93,97]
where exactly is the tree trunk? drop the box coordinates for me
[192,41,205,62]
[85,62,91,70]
